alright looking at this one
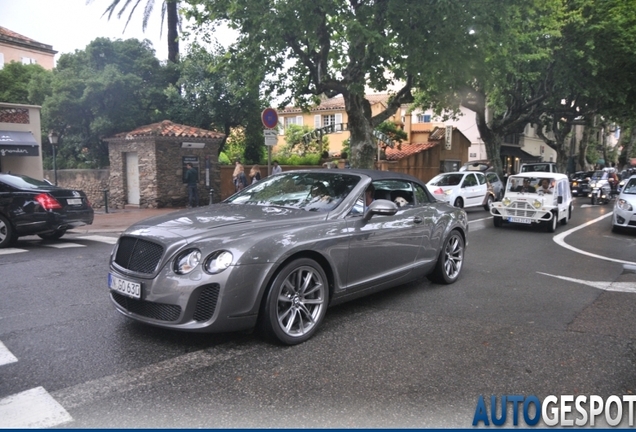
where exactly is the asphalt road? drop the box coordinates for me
[1,198,634,428]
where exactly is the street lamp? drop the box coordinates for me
[48,131,58,186]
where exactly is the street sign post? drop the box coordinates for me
[264,129,278,146]
[261,108,279,129]
[261,108,279,175]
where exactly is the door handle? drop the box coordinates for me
[413,216,423,224]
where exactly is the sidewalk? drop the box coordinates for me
[69,207,182,234]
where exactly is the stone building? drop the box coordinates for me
[105,120,225,209]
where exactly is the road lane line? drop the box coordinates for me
[51,343,257,410]
[77,235,118,245]
[42,242,86,249]
[538,272,636,294]
[553,212,636,266]
[0,341,17,366]
[0,248,27,255]
[0,387,73,428]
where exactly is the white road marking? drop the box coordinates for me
[0,387,73,428]
[77,235,118,245]
[42,242,86,249]
[0,341,17,366]
[0,248,27,255]
[538,272,636,293]
[51,344,257,410]
[468,216,491,224]
[553,212,636,266]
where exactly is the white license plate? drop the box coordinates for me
[109,273,141,299]
[508,217,531,224]
[67,198,82,205]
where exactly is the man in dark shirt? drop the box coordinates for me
[185,163,199,207]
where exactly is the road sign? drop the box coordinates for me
[264,129,278,146]
[261,108,279,129]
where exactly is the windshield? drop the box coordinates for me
[623,178,636,195]
[506,176,555,194]
[0,174,54,189]
[428,173,463,186]
[224,172,361,212]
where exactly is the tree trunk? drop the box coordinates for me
[167,0,179,63]
[344,92,376,169]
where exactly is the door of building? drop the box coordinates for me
[125,152,140,205]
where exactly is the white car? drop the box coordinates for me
[426,171,494,210]
[612,174,636,232]
[490,173,573,232]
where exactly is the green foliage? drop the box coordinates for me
[376,121,407,144]
[278,124,328,157]
[0,62,50,104]
[42,38,171,168]
[272,153,322,166]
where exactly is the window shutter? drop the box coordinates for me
[278,119,284,135]
[297,116,303,126]
[314,115,321,128]
[335,113,343,132]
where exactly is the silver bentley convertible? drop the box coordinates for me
[108,169,468,345]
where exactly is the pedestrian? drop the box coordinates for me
[249,164,262,184]
[271,160,282,175]
[184,162,199,207]
[233,159,247,192]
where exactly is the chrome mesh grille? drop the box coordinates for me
[501,201,537,218]
[111,292,181,322]
[115,236,164,274]
[193,284,220,322]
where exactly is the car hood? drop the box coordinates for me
[123,204,328,243]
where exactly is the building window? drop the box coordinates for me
[314,113,343,132]
[416,114,431,123]
[0,53,4,69]
[21,57,37,65]
[504,133,520,145]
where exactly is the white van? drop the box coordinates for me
[490,173,573,232]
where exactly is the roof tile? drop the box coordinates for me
[111,120,225,140]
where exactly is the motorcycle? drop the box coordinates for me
[589,179,612,205]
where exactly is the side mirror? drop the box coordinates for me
[364,199,398,221]
[557,196,563,204]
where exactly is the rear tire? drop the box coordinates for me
[38,229,67,240]
[561,206,571,226]
[260,258,329,345]
[0,215,15,248]
[427,230,464,284]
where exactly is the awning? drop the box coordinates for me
[0,131,40,157]
[500,145,540,162]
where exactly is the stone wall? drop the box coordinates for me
[44,169,110,208]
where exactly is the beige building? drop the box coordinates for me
[0,26,56,70]
[0,102,43,178]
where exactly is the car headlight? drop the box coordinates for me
[174,249,201,275]
[532,199,542,209]
[616,199,633,211]
[502,197,511,206]
[590,182,597,188]
[204,250,233,274]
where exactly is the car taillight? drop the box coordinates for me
[434,187,445,195]
[35,193,63,210]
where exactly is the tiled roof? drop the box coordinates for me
[109,120,225,140]
[385,142,440,160]
[279,93,390,114]
[0,26,56,53]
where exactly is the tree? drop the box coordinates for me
[93,0,181,63]
[42,38,171,167]
[183,0,483,169]
[0,62,50,105]
[163,43,265,160]
[416,0,565,178]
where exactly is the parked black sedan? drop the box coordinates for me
[0,173,93,247]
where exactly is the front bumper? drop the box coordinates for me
[490,201,553,224]
[613,207,636,229]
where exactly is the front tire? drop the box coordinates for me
[0,215,16,248]
[261,258,329,345]
[591,194,597,205]
[493,216,503,227]
[547,212,558,233]
[427,230,464,284]
[454,197,464,209]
